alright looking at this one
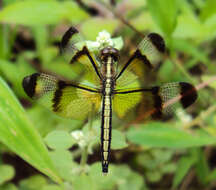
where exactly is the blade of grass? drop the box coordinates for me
[0,76,62,184]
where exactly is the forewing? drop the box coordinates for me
[116,33,165,88]
[60,27,101,87]
[113,82,197,120]
[22,73,102,120]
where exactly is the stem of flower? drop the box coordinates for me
[80,146,88,168]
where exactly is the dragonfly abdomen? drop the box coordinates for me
[100,55,115,174]
[101,93,112,174]
[101,79,113,173]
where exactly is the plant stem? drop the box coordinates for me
[80,146,88,167]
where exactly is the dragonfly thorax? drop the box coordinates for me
[100,46,119,79]
[100,46,119,63]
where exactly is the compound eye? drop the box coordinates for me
[111,49,116,54]
[101,48,108,55]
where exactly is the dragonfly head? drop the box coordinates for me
[100,46,119,63]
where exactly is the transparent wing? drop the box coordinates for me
[60,27,101,87]
[22,73,102,120]
[116,33,165,88]
[113,82,197,119]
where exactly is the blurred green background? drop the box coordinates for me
[0,0,216,189]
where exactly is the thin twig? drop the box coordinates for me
[80,146,88,167]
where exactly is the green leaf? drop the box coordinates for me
[161,163,176,174]
[49,150,74,181]
[172,155,196,188]
[112,165,145,190]
[0,0,88,26]
[0,183,18,190]
[0,165,15,185]
[19,175,47,190]
[32,26,49,62]
[42,185,62,190]
[44,130,74,150]
[158,59,175,81]
[112,37,124,50]
[200,0,216,21]
[88,162,146,190]
[72,174,96,190]
[151,149,174,164]
[146,170,162,183]
[0,77,61,183]
[173,39,209,65]
[88,163,117,189]
[147,0,178,36]
[206,169,216,183]
[172,0,207,40]
[111,130,128,150]
[127,122,216,148]
[136,154,158,170]
[27,104,82,136]
[194,148,210,184]
[173,13,205,39]
[131,12,154,31]
[0,25,10,59]
[0,59,36,97]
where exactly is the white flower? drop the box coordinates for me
[86,30,123,51]
[71,130,87,148]
[96,30,114,47]
[97,30,111,40]
[176,109,192,123]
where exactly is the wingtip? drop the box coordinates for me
[67,26,79,34]
[22,73,40,98]
[180,82,198,108]
[148,33,166,53]
[61,26,79,49]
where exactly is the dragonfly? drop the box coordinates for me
[22,27,197,174]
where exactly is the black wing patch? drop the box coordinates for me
[116,33,165,81]
[60,27,102,85]
[22,73,101,120]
